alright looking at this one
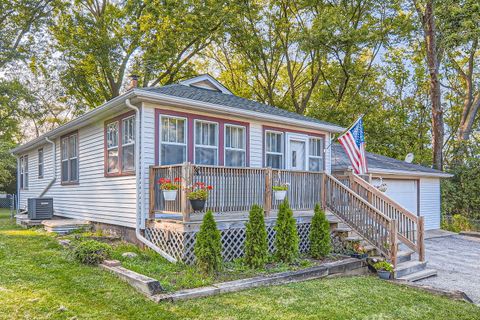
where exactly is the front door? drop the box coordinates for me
[286,134,307,170]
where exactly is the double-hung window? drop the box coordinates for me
[194,120,218,165]
[265,131,283,169]
[160,115,187,165]
[20,155,28,189]
[225,124,246,167]
[38,148,44,178]
[105,113,135,176]
[61,132,79,184]
[308,137,324,171]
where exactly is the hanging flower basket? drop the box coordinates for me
[158,177,181,201]
[274,190,287,201]
[186,182,213,212]
[189,199,206,211]
[273,183,289,201]
[162,190,177,201]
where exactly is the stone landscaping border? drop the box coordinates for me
[392,280,474,304]
[100,260,163,296]
[459,231,480,239]
[151,258,367,302]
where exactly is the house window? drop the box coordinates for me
[160,115,187,165]
[225,124,246,167]
[61,132,79,184]
[105,113,135,176]
[265,131,283,169]
[38,148,44,178]
[308,137,324,172]
[194,120,218,165]
[20,155,28,189]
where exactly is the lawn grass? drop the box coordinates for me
[0,208,479,320]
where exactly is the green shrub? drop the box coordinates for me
[194,210,222,275]
[442,214,472,233]
[72,240,112,265]
[309,204,332,259]
[244,204,269,269]
[274,198,299,263]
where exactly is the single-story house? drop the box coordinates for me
[332,144,452,230]
[11,74,451,275]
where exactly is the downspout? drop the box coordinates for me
[16,156,20,214]
[125,98,177,263]
[39,137,56,198]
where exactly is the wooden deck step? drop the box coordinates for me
[344,236,363,242]
[332,227,352,233]
[397,250,414,263]
[397,269,437,282]
[394,260,427,278]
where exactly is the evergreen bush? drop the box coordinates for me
[244,204,269,268]
[274,198,299,263]
[194,210,222,275]
[309,204,332,258]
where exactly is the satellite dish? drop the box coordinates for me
[404,153,414,163]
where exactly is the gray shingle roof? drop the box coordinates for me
[332,144,449,176]
[140,84,344,130]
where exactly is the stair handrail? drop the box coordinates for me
[324,173,397,264]
[345,171,425,261]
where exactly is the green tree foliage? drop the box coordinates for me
[442,151,480,221]
[51,0,231,108]
[0,0,56,68]
[244,204,268,269]
[194,210,222,275]
[309,204,332,259]
[274,199,299,263]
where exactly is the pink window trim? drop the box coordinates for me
[154,108,250,166]
[262,125,327,170]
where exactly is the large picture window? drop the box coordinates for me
[308,137,324,171]
[61,132,79,184]
[225,124,246,167]
[194,120,218,165]
[265,131,283,169]
[160,115,187,165]
[105,113,135,176]
[20,155,28,189]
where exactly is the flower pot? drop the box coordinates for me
[274,190,287,201]
[377,270,391,280]
[190,199,206,211]
[162,190,178,201]
[350,253,368,259]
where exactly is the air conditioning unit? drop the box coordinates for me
[28,198,53,220]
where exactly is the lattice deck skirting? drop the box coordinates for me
[145,220,320,264]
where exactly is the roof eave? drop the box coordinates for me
[11,91,136,155]
[367,167,453,178]
[135,89,345,133]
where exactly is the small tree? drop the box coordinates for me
[244,204,269,268]
[309,204,332,259]
[274,198,299,263]
[194,210,222,275]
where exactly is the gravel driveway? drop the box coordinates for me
[418,231,480,305]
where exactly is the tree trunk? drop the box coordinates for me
[423,0,444,170]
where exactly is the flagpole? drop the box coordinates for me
[324,114,364,152]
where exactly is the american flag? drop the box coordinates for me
[338,117,368,175]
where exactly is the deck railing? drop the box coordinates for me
[324,173,397,265]
[335,171,425,262]
[149,163,324,221]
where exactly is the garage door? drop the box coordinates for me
[374,179,418,215]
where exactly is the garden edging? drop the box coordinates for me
[152,258,367,302]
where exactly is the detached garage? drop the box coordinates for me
[332,144,452,230]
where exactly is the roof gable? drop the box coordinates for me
[179,74,232,95]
